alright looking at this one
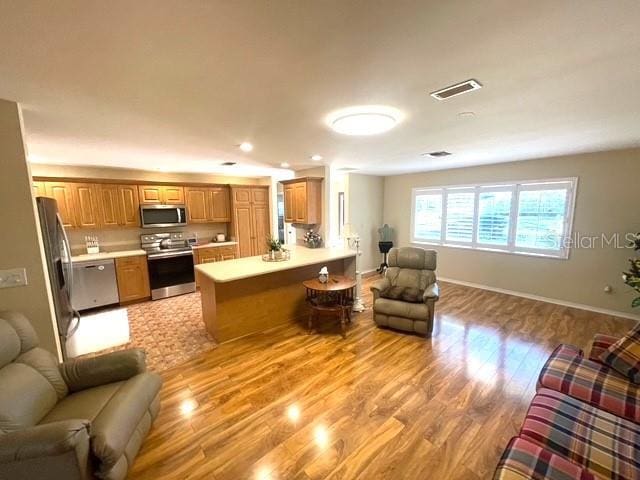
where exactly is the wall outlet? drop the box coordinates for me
[0,268,28,289]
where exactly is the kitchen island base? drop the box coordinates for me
[198,255,355,343]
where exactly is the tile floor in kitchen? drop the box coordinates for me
[74,291,216,372]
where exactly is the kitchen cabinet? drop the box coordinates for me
[32,181,47,197]
[280,177,322,224]
[72,183,102,229]
[186,186,231,224]
[44,182,77,228]
[185,187,209,223]
[99,184,121,228]
[209,187,231,222]
[118,185,140,227]
[115,255,150,303]
[138,185,185,205]
[99,184,140,228]
[231,186,271,257]
[193,244,237,287]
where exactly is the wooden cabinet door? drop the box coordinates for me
[138,185,163,204]
[73,183,102,229]
[209,187,231,222]
[234,205,254,258]
[44,182,76,228]
[283,185,294,223]
[118,185,140,227]
[99,184,121,228]
[115,256,150,303]
[185,187,209,223]
[251,187,269,206]
[162,186,184,204]
[197,247,219,264]
[293,182,307,223]
[33,181,48,198]
[252,204,270,255]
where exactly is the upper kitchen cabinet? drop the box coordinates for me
[32,181,47,198]
[185,186,231,223]
[280,177,323,225]
[43,182,77,228]
[138,185,185,205]
[117,185,140,227]
[209,187,231,222]
[185,187,209,223]
[99,184,140,228]
[72,183,102,229]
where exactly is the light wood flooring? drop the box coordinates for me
[129,277,635,480]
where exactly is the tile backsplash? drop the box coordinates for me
[68,224,230,255]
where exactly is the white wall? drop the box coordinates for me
[347,173,384,273]
[383,148,640,317]
[0,99,59,355]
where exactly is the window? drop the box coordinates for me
[410,178,577,258]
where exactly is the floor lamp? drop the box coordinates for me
[347,234,365,312]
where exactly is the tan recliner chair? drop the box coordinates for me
[370,247,439,336]
[0,311,162,480]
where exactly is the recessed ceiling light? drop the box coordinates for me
[421,151,452,157]
[239,142,253,152]
[280,162,290,168]
[221,161,237,166]
[326,105,403,136]
[310,154,323,161]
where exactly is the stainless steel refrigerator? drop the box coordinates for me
[36,197,80,359]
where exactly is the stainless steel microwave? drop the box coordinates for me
[140,205,188,228]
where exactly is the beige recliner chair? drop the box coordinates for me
[370,247,439,336]
[0,311,162,480]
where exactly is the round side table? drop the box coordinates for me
[303,275,356,338]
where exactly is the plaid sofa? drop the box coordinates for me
[494,335,640,480]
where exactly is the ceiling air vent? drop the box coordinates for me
[430,79,482,100]
[337,167,359,172]
[422,151,452,157]
[221,161,236,166]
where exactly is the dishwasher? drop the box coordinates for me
[71,258,120,311]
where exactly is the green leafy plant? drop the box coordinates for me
[266,235,282,252]
[623,233,640,308]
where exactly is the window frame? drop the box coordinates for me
[410,177,578,259]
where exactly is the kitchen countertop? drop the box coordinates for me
[71,249,146,263]
[195,246,356,283]
[191,241,238,249]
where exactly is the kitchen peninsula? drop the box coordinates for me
[196,246,356,342]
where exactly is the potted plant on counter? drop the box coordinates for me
[267,235,285,260]
[304,230,322,249]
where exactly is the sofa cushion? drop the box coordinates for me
[41,382,123,425]
[0,363,58,433]
[380,286,425,303]
[91,373,162,475]
[0,319,20,368]
[493,437,596,480]
[538,344,640,422]
[600,323,640,384]
[520,388,640,480]
[373,297,429,320]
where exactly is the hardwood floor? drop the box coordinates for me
[129,277,636,480]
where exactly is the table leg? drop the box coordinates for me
[340,308,346,339]
[308,310,313,334]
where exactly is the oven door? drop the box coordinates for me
[140,205,188,228]
[147,251,195,300]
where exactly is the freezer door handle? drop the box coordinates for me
[56,213,74,295]
[65,310,81,339]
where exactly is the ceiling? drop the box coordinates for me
[0,1,639,176]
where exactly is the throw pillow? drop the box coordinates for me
[600,322,640,384]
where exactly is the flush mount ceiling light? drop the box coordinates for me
[310,154,323,161]
[280,162,290,168]
[326,105,403,136]
[238,142,253,152]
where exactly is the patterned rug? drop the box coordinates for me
[91,291,216,372]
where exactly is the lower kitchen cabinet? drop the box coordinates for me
[194,245,237,286]
[115,255,150,303]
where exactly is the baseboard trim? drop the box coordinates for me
[439,276,640,322]
[362,269,379,278]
